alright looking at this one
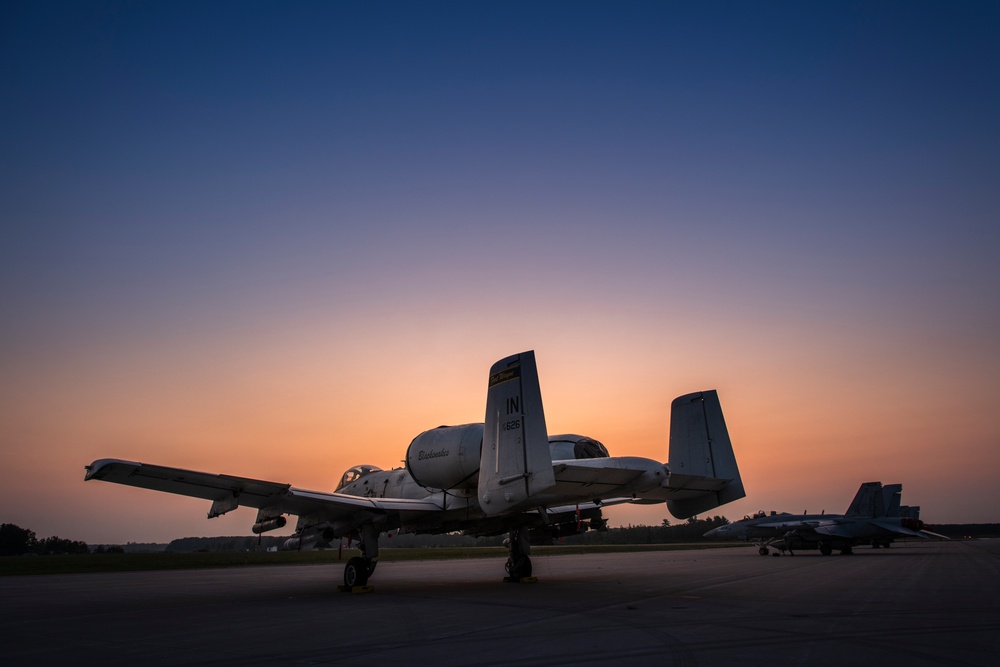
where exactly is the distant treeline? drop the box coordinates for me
[94,542,169,553]
[145,520,1000,553]
[166,535,289,552]
[6,520,998,557]
[166,533,504,551]
[162,517,731,552]
[1,523,88,556]
[562,516,730,545]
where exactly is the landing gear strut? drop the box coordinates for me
[505,527,532,580]
[343,524,379,587]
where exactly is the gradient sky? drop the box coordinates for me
[2,2,998,544]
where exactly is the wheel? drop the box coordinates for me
[759,547,769,556]
[819,542,832,556]
[344,557,370,587]
[506,555,532,578]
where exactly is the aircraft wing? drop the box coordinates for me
[812,523,858,538]
[917,529,950,540]
[84,458,444,521]
[743,517,836,535]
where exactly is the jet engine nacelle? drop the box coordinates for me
[405,423,483,490]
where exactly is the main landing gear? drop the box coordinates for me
[504,527,533,581]
[342,524,379,589]
[817,542,852,556]
[344,556,376,587]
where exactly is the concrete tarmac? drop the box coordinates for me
[2,540,998,666]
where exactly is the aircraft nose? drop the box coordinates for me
[704,526,727,538]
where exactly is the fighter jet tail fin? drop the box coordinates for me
[882,483,902,517]
[666,390,745,519]
[845,481,885,518]
[478,351,556,516]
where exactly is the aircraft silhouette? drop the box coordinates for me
[705,481,944,555]
[87,351,745,586]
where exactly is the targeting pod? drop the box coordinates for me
[252,516,287,534]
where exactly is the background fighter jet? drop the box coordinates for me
[86,351,745,586]
[704,481,944,556]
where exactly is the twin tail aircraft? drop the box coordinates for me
[86,351,746,586]
[704,481,944,555]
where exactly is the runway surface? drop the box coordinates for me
[2,541,998,666]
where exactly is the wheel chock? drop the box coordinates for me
[337,585,375,593]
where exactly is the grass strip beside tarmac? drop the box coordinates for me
[0,542,748,576]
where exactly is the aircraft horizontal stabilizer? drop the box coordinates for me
[870,518,931,538]
[553,462,646,487]
[665,472,731,493]
[918,530,950,540]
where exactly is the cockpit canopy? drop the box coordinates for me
[336,464,383,491]
[548,434,610,461]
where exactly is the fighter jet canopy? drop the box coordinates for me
[337,465,383,491]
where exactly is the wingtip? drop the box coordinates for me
[84,458,139,481]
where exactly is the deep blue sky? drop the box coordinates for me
[2,2,999,541]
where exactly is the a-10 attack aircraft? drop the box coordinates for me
[86,351,745,586]
[704,481,944,556]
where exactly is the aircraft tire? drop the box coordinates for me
[819,543,832,556]
[507,555,532,579]
[344,557,370,587]
[759,547,768,556]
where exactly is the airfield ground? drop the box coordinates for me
[1,540,996,666]
[0,542,735,576]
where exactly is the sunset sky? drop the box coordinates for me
[2,2,998,544]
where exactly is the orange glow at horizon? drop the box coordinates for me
[3,307,998,544]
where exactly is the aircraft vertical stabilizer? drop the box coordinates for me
[845,481,885,518]
[666,390,745,519]
[478,351,555,516]
[882,484,902,517]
